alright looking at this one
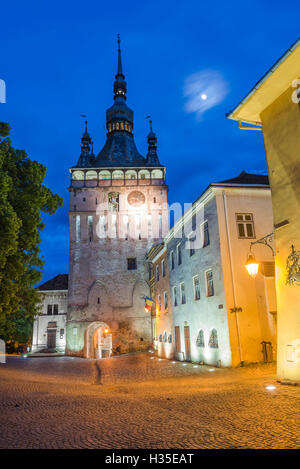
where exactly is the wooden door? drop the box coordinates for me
[47,330,56,349]
[174,326,181,352]
[184,326,191,361]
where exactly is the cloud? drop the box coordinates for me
[184,70,229,118]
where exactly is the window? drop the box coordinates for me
[196,330,205,348]
[156,265,160,281]
[53,304,58,315]
[108,192,119,211]
[148,263,152,280]
[161,259,166,277]
[159,334,162,342]
[163,331,167,342]
[173,286,178,307]
[159,213,162,237]
[236,213,255,238]
[202,221,210,247]
[193,275,200,300]
[148,214,152,236]
[177,244,182,265]
[170,251,175,270]
[158,294,161,311]
[206,270,214,297]
[75,215,81,241]
[88,215,93,242]
[168,333,172,343]
[188,233,195,256]
[209,329,218,348]
[153,197,156,203]
[180,282,186,304]
[141,174,145,180]
[47,305,52,316]
[163,291,168,309]
[123,215,129,239]
[60,329,64,339]
[127,258,137,270]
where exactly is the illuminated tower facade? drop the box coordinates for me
[66,38,168,357]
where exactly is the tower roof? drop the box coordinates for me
[94,36,147,167]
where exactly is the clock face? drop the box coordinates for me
[127,191,145,207]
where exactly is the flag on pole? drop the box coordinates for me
[144,296,155,312]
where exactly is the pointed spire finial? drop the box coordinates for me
[116,33,123,78]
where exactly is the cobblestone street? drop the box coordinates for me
[0,353,299,449]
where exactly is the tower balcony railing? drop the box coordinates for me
[70,168,166,189]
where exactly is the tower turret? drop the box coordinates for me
[145,120,161,166]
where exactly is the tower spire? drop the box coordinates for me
[114,35,127,100]
[117,34,124,78]
[146,119,161,166]
[76,119,94,167]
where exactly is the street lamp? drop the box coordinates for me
[245,231,274,278]
[245,251,259,277]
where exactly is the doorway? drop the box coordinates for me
[184,325,191,361]
[47,330,56,350]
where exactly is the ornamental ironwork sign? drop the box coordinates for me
[286,245,300,286]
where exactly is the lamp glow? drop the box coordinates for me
[245,252,259,277]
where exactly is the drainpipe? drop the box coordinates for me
[222,191,243,364]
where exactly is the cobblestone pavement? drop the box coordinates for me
[0,353,299,449]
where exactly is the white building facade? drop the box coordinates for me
[32,275,68,353]
[153,172,277,367]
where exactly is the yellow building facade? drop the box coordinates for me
[227,38,300,382]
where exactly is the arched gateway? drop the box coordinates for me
[84,322,112,359]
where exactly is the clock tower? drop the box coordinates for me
[66,38,169,357]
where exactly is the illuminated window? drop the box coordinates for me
[159,213,162,237]
[60,329,64,339]
[205,270,214,297]
[148,214,152,236]
[76,215,81,241]
[196,330,205,348]
[236,213,255,238]
[209,329,218,348]
[88,215,93,242]
[193,275,200,300]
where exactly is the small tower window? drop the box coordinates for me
[127,258,137,270]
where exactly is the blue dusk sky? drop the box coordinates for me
[1,0,299,283]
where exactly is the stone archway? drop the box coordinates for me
[84,321,112,359]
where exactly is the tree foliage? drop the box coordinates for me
[0,123,63,345]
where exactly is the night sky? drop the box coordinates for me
[1,0,299,283]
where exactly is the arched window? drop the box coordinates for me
[163,331,167,343]
[108,192,119,212]
[159,334,162,343]
[196,330,205,348]
[168,333,172,343]
[209,329,218,348]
